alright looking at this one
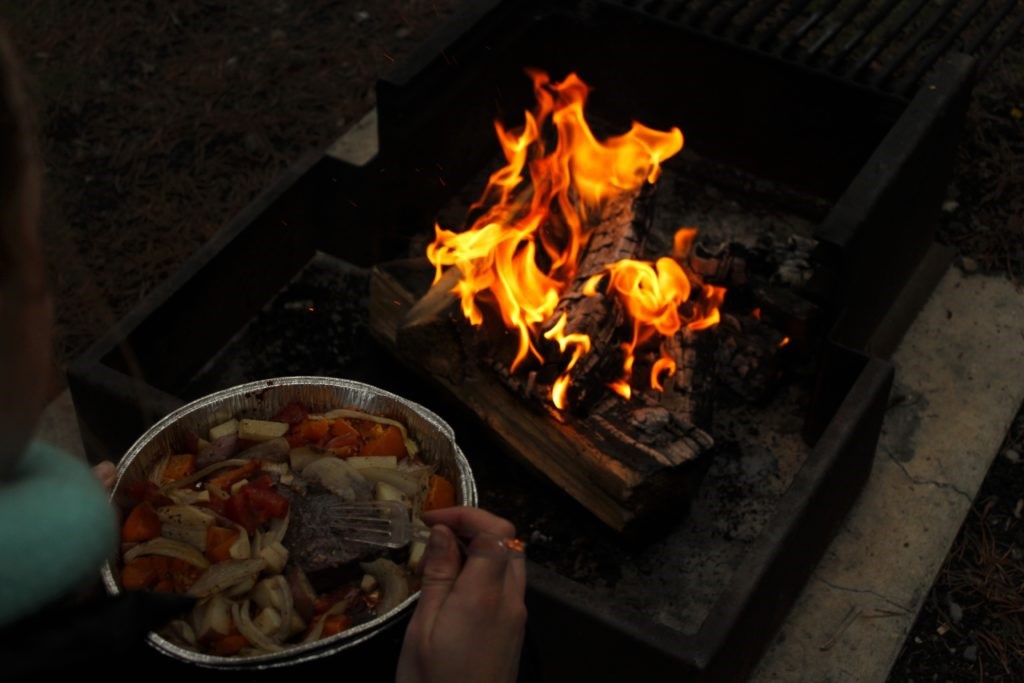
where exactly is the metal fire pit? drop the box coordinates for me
[68,1,981,679]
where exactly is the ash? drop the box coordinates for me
[472,383,811,635]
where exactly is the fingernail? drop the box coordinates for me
[427,525,451,558]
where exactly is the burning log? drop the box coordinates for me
[660,328,715,428]
[545,184,658,412]
[369,259,715,533]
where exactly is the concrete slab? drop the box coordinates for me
[326,109,378,166]
[751,268,1024,682]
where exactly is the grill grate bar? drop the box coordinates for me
[734,0,788,42]
[753,0,816,50]
[868,0,960,87]
[805,0,875,59]
[964,0,1019,55]
[775,0,844,56]
[613,0,1023,96]
[685,0,719,26]
[708,0,754,35]
[892,0,990,95]
[841,0,931,78]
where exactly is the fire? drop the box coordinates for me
[587,256,726,396]
[426,70,725,410]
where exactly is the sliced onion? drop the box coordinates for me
[303,457,372,501]
[357,466,430,496]
[251,576,295,642]
[322,409,420,457]
[301,615,326,644]
[168,619,197,647]
[264,510,290,546]
[232,599,283,653]
[360,558,409,615]
[124,537,210,569]
[187,558,266,598]
[161,458,250,492]
[148,454,170,486]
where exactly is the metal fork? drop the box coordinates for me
[323,500,526,556]
[324,500,428,548]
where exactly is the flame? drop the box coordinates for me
[543,314,592,409]
[427,71,724,409]
[587,254,724,393]
[651,356,676,392]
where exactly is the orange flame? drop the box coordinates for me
[587,253,725,393]
[426,71,724,409]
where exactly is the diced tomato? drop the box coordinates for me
[122,502,162,542]
[210,634,249,656]
[125,480,173,508]
[224,490,261,532]
[322,615,351,637]
[272,402,309,426]
[160,453,196,484]
[223,480,289,531]
[208,459,260,491]
[206,526,241,563]
[246,485,289,521]
[360,425,408,458]
[247,474,275,490]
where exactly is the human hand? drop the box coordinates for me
[396,507,526,683]
[92,460,116,491]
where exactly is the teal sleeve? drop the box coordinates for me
[0,440,118,626]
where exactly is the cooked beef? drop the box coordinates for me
[284,492,382,576]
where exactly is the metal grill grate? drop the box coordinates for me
[614,0,1024,98]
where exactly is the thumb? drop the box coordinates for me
[414,525,461,626]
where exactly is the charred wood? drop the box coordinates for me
[715,313,788,402]
[395,267,468,385]
[547,184,659,413]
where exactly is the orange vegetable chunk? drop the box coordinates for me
[122,502,162,542]
[161,453,196,484]
[423,474,456,511]
[360,425,407,458]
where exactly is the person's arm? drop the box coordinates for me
[396,507,527,683]
[0,441,118,626]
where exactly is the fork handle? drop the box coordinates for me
[416,527,527,558]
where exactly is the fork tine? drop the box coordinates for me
[321,498,414,548]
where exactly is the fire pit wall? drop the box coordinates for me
[67,1,970,680]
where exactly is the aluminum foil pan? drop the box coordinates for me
[101,376,476,669]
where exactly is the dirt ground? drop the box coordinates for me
[3,1,1024,680]
[2,0,457,371]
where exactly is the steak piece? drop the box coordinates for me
[284,492,382,576]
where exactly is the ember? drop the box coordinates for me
[426,71,724,410]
